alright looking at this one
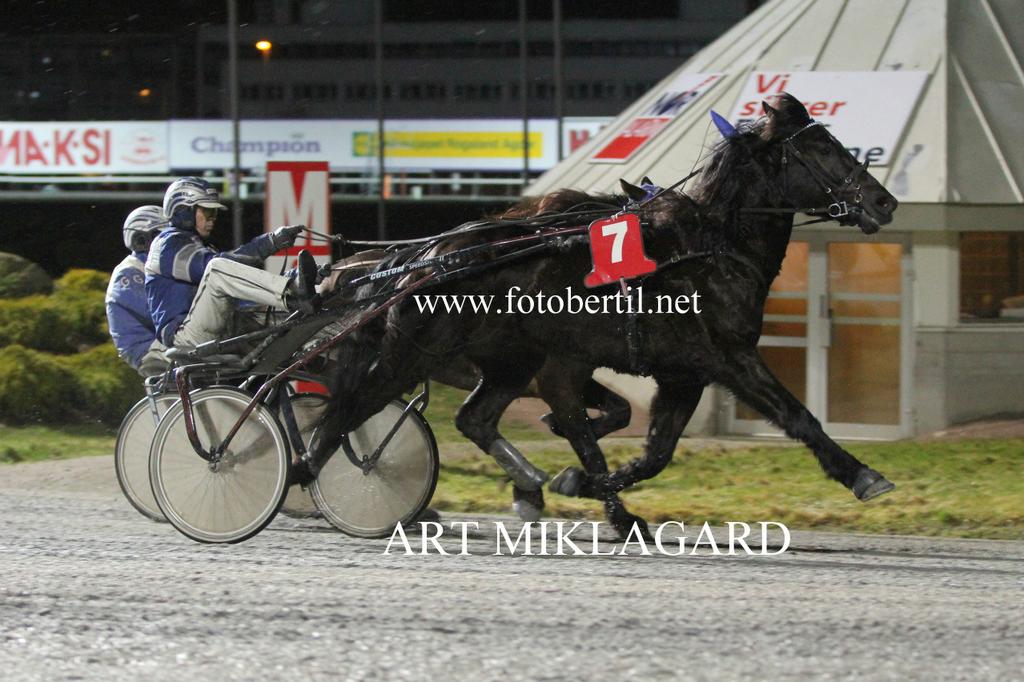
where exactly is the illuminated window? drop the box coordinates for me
[960,232,1024,322]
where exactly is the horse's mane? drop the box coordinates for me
[496,189,621,220]
[496,96,816,249]
[690,119,773,224]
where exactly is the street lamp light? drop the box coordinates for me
[255,39,272,61]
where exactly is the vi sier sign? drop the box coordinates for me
[728,71,928,166]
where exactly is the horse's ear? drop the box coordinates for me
[711,110,738,138]
[620,178,647,202]
[762,100,778,118]
[641,175,653,186]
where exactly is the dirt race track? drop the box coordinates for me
[1,456,1022,681]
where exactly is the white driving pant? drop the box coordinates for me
[172,258,290,349]
[137,339,169,377]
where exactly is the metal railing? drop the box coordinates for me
[0,171,537,202]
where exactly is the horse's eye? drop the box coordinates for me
[822,146,833,156]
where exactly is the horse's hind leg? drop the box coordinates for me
[540,374,632,440]
[455,355,550,498]
[715,350,894,499]
[560,381,705,511]
[538,368,654,539]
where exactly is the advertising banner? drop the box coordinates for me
[264,160,331,395]
[263,160,332,273]
[170,120,347,171]
[350,119,557,171]
[563,117,612,156]
[590,73,722,164]
[727,71,929,165]
[0,118,616,174]
[0,121,168,174]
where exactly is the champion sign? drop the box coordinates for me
[169,120,345,170]
[0,122,168,173]
[189,136,322,157]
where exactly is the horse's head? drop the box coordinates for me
[760,93,897,234]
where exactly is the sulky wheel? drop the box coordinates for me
[115,394,178,522]
[278,392,327,519]
[149,386,290,544]
[311,400,439,538]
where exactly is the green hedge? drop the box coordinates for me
[0,270,109,353]
[0,345,77,424]
[0,252,53,298]
[0,266,145,426]
[55,268,108,295]
[0,344,143,426]
[57,344,144,424]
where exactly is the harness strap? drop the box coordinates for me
[617,280,649,376]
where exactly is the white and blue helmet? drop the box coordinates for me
[122,205,166,251]
[162,176,227,229]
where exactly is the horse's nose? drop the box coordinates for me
[876,195,897,213]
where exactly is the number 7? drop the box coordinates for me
[601,221,629,264]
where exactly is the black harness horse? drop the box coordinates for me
[305,94,899,537]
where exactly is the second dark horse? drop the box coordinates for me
[307,94,900,537]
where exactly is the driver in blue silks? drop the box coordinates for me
[105,205,170,377]
[145,176,317,354]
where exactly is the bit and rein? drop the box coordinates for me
[740,120,871,225]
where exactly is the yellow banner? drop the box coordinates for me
[353,131,543,158]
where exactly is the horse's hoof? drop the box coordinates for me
[539,413,565,438]
[853,468,895,501]
[612,515,653,542]
[549,467,583,497]
[489,439,549,491]
[512,486,544,522]
[417,508,442,524]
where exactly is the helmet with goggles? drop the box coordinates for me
[162,176,227,230]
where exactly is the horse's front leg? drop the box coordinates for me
[455,356,550,518]
[714,349,894,500]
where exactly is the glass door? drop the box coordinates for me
[727,235,911,439]
[821,241,908,438]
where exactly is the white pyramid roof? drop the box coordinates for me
[528,0,1024,207]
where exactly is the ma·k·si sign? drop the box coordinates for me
[0,122,168,173]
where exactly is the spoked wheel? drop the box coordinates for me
[149,387,290,544]
[114,394,178,522]
[311,400,439,538]
[279,393,326,519]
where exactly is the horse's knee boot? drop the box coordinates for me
[488,438,549,491]
[549,466,584,497]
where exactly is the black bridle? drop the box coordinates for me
[781,120,870,220]
[741,120,871,225]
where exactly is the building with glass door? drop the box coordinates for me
[528,0,1024,439]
